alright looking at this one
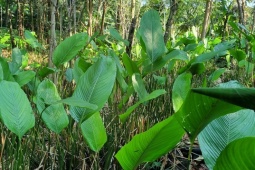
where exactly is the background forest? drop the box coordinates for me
[0,0,255,170]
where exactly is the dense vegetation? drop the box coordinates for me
[0,0,255,169]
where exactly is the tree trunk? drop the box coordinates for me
[236,0,245,25]
[100,1,107,35]
[87,0,93,36]
[252,7,255,33]
[49,0,57,70]
[17,0,24,37]
[126,0,138,57]
[201,0,213,41]
[164,0,179,43]
[116,0,122,32]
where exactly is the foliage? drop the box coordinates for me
[0,3,255,170]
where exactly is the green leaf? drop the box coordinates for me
[38,67,56,78]
[189,62,205,75]
[109,28,129,46]
[54,97,98,109]
[199,109,255,169]
[229,49,246,61]
[116,115,185,170]
[143,49,188,74]
[122,54,140,76]
[139,9,165,62]
[119,89,166,122]
[65,68,73,82]
[0,58,14,81]
[0,81,35,139]
[214,137,255,170]
[70,56,116,122]
[24,30,43,49]
[172,72,192,112]
[193,40,235,64]
[36,79,69,133]
[73,58,91,83]
[14,70,36,86]
[208,68,226,82]
[9,48,22,74]
[53,33,89,67]
[80,112,107,152]
[192,87,255,111]
[175,90,242,142]
[132,73,148,100]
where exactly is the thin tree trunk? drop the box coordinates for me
[87,0,93,36]
[29,0,34,31]
[100,1,107,35]
[49,0,57,70]
[116,0,122,32]
[73,0,76,33]
[252,7,255,33]
[17,0,24,37]
[236,0,245,25]
[164,0,178,43]
[201,0,213,41]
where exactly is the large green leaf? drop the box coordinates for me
[119,89,166,122]
[192,88,255,111]
[0,81,35,139]
[172,72,192,112]
[214,137,255,170]
[54,97,98,109]
[132,73,148,100]
[109,28,129,46]
[36,79,69,133]
[116,115,184,170]
[70,56,116,122]
[9,48,22,74]
[24,30,43,49]
[0,57,14,81]
[175,91,242,142]
[80,112,107,152]
[199,109,255,169]
[14,70,36,86]
[139,9,165,63]
[193,40,235,64]
[52,33,89,67]
[122,53,140,76]
[143,49,188,74]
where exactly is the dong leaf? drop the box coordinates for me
[36,79,69,133]
[0,81,35,140]
[24,30,43,49]
[172,72,192,112]
[54,97,98,109]
[14,70,36,86]
[122,53,140,76]
[198,109,255,169]
[143,49,188,74]
[53,32,89,67]
[132,73,148,100]
[192,87,255,110]
[175,90,242,142]
[70,56,116,122]
[214,137,255,170]
[139,9,165,63]
[80,112,107,152]
[119,89,166,122]
[9,48,22,74]
[116,115,185,170]
[0,57,14,81]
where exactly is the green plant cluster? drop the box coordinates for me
[0,9,255,169]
